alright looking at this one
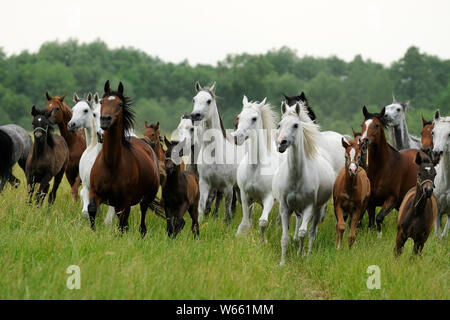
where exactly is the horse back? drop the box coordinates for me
[183,171,200,204]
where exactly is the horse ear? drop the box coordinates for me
[73,93,80,103]
[94,93,99,104]
[87,92,93,104]
[155,122,160,130]
[210,81,216,95]
[242,95,248,105]
[352,128,357,137]
[104,80,111,94]
[118,82,124,95]
[31,105,37,116]
[281,102,287,114]
[282,93,289,100]
[164,135,171,147]
[362,106,369,118]
[432,157,440,167]
[422,115,428,126]
[341,137,349,149]
[299,92,307,102]
[195,81,202,92]
[145,121,150,128]
[415,152,422,166]
[379,107,386,118]
[46,91,52,101]
[59,94,66,103]
[435,109,440,120]
[259,97,267,107]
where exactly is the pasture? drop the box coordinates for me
[0,165,448,300]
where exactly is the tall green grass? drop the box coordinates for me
[0,166,448,299]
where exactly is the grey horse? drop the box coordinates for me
[0,124,32,192]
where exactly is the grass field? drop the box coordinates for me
[0,166,448,300]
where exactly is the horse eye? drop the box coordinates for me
[277,125,280,129]
[93,114,96,117]
[192,98,195,103]
[397,108,401,112]
[252,117,257,122]
[375,124,379,129]
[84,109,88,113]
[190,128,194,132]
[293,123,298,129]
[100,100,103,105]
[432,131,434,135]
[207,99,211,105]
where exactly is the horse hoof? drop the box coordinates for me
[236,224,251,236]
[377,231,383,239]
[298,229,307,239]
[259,219,268,228]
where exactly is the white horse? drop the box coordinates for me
[273,102,335,265]
[432,110,450,239]
[282,93,346,174]
[68,93,116,224]
[232,96,281,241]
[190,81,246,223]
[383,98,421,150]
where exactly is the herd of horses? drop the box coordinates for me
[0,80,449,265]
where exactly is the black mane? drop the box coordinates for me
[102,90,135,148]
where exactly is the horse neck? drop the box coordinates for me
[155,139,165,159]
[32,136,48,158]
[412,184,428,215]
[439,151,450,183]
[166,166,182,186]
[388,115,411,149]
[287,133,308,177]
[367,129,391,175]
[102,120,124,168]
[202,102,226,146]
[85,117,97,149]
[57,105,77,145]
[248,126,269,165]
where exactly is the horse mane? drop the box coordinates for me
[200,87,227,139]
[0,129,13,182]
[435,116,450,124]
[246,100,279,149]
[285,104,323,159]
[102,90,135,148]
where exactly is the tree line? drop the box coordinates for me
[0,39,449,136]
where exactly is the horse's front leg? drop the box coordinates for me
[293,213,302,242]
[434,210,443,239]
[376,197,396,237]
[441,213,449,239]
[70,173,81,199]
[307,206,323,253]
[88,196,101,231]
[117,206,131,233]
[334,202,346,249]
[223,186,234,224]
[35,174,51,208]
[259,196,275,243]
[197,178,210,223]
[236,190,252,236]
[297,205,314,256]
[27,180,36,204]
[348,208,362,248]
[279,202,291,266]
[367,204,376,229]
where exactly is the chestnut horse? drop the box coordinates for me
[395,152,437,256]
[162,138,200,238]
[26,106,68,207]
[421,116,434,160]
[88,81,161,235]
[143,121,167,187]
[45,92,86,198]
[360,106,423,235]
[333,137,370,248]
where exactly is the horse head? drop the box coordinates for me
[68,92,98,132]
[231,95,267,146]
[415,152,437,198]
[190,81,216,122]
[360,106,386,146]
[432,110,450,160]
[164,137,185,175]
[383,100,409,127]
[31,105,53,143]
[341,137,366,177]
[277,102,303,153]
[421,115,434,157]
[143,121,160,148]
[45,91,68,125]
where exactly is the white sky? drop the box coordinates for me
[2,0,449,66]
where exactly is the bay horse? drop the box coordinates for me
[143,121,167,187]
[383,98,421,150]
[360,106,424,235]
[333,137,370,248]
[45,92,86,198]
[88,81,161,235]
[26,106,69,207]
[162,138,200,238]
[0,124,32,192]
[395,152,437,256]
[273,102,335,265]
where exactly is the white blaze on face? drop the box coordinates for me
[348,147,357,174]
[108,96,115,101]
[361,119,373,140]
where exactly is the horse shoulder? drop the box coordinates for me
[397,188,416,224]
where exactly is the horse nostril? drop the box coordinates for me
[280,139,287,145]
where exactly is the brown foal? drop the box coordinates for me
[143,121,167,187]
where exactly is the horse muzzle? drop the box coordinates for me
[100,115,113,130]
[190,112,204,122]
[278,140,289,153]
[97,131,104,143]
[67,121,79,133]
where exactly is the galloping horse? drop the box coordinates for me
[0,124,31,192]
[143,121,167,187]
[273,102,335,265]
[431,110,450,239]
[88,81,161,235]
[333,137,370,248]
[421,116,434,158]
[45,92,86,198]
[395,152,437,256]
[383,98,421,150]
[360,106,422,235]
[232,96,281,241]
[26,106,68,207]
[162,138,200,238]
[190,81,245,223]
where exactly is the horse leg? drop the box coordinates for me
[223,187,234,224]
[232,186,241,216]
[442,215,449,239]
[139,201,149,237]
[279,202,291,266]
[348,209,362,248]
[70,174,81,200]
[293,213,302,242]
[48,167,65,205]
[297,205,314,256]
[394,229,407,257]
[376,197,396,237]
[236,191,252,236]
[334,203,346,249]
[198,178,210,223]
[307,207,323,254]
[259,196,275,243]
[35,174,52,208]
[27,180,36,204]
[367,205,376,230]
[204,189,214,218]
[104,206,116,225]
[8,173,20,188]
[117,206,131,233]
[213,191,223,218]
[80,186,90,216]
[434,211,442,239]
[188,204,200,238]
[88,196,101,231]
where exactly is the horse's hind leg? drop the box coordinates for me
[223,187,234,224]
[376,197,396,237]
[442,215,449,239]
[188,204,199,238]
[367,205,376,229]
[307,207,323,254]
[48,167,65,205]
[394,230,407,257]
[259,196,275,243]
[70,174,81,200]
[334,203,346,249]
[279,203,291,266]
[117,206,131,233]
[27,180,36,204]
[139,200,149,237]
[213,191,223,217]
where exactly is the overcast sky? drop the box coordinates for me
[2,0,449,66]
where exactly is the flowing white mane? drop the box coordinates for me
[244,100,279,149]
[436,116,450,124]
[284,103,323,159]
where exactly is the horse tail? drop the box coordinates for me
[0,129,14,190]
[149,197,165,219]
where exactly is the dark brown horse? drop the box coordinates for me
[162,138,200,238]
[143,121,167,187]
[45,92,86,198]
[360,106,424,235]
[395,152,437,256]
[26,106,69,207]
[333,137,371,248]
[88,81,161,235]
